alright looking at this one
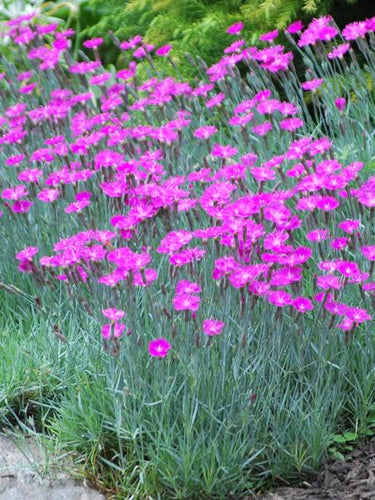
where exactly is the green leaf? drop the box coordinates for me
[332,434,347,444]
[343,432,357,441]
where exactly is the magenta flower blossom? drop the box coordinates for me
[12,200,33,213]
[202,319,225,336]
[102,308,126,321]
[286,20,303,34]
[90,73,111,86]
[224,39,246,54]
[335,97,346,111]
[211,143,238,158]
[259,30,278,42]
[102,322,126,340]
[267,290,293,307]
[148,338,171,358]
[120,35,142,50]
[213,257,239,279]
[361,246,375,261]
[280,117,304,131]
[316,275,343,290]
[327,43,350,59]
[292,297,314,313]
[301,79,324,91]
[16,246,38,261]
[37,188,60,203]
[18,168,43,183]
[337,317,354,331]
[331,237,349,251]
[342,21,368,40]
[155,44,172,56]
[271,266,302,286]
[338,219,360,234]
[64,199,91,214]
[336,260,360,278]
[176,280,201,294]
[227,22,244,35]
[205,92,225,108]
[307,229,330,242]
[193,125,217,139]
[83,37,104,49]
[346,307,371,324]
[173,293,201,312]
[315,196,339,211]
[2,185,28,200]
[252,121,272,136]
[6,154,25,166]
[133,268,158,287]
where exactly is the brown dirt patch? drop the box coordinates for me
[256,439,375,500]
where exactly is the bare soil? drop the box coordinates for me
[257,439,375,500]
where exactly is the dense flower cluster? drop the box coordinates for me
[2,12,375,356]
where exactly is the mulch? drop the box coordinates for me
[256,439,375,500]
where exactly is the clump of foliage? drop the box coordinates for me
[3,9,375,499]
[71,0,367,77]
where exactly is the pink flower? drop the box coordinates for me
[315,196,339,212]
[173,294,201,312]
[213,257,239,279]
[176,280,201,294]
[83,37,104,49]
[307,229,330,242]
[37,188,59,203]
[271,266,302,286]
[337,317,354,331]
[346,307,371,324]
[336,260,360,277]
[155,44,172,56]
[18,168,43,183]
[342,21,368,40]
[12,200,33,213]
[212,143,238,158]
[120,35,142,50]
[6,154,25,166]
[205,92,225,108]
[267,290,293,307]
[338,219,360,234]
[316,275,343,290]
[102,308,126,321]
[16,246,38,261]
[335,98,346,111]
[64,199,91,213]
[252,121,272,136]
[361,246,375,261]
[224,39,246,54]
[286,20,303,34]
[280,117,304,131]
[148,338,171,357]
[193,125,217,139]
[202,319,225,336]
[227,22,244,35]
[301,79,324,91]
[330,237,349,251]
[89,73,111,86]
[259,30,278,42]
[102,322,126,340]
[2,185,28,200]
[292,296,314,313]
[327,43,350,60]
[133,268,158,287]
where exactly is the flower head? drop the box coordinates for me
[148,338,171,357]
[202,319,225,336]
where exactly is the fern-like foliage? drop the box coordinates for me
[76,0,363,76]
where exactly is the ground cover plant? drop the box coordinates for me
[3,11,375,499]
